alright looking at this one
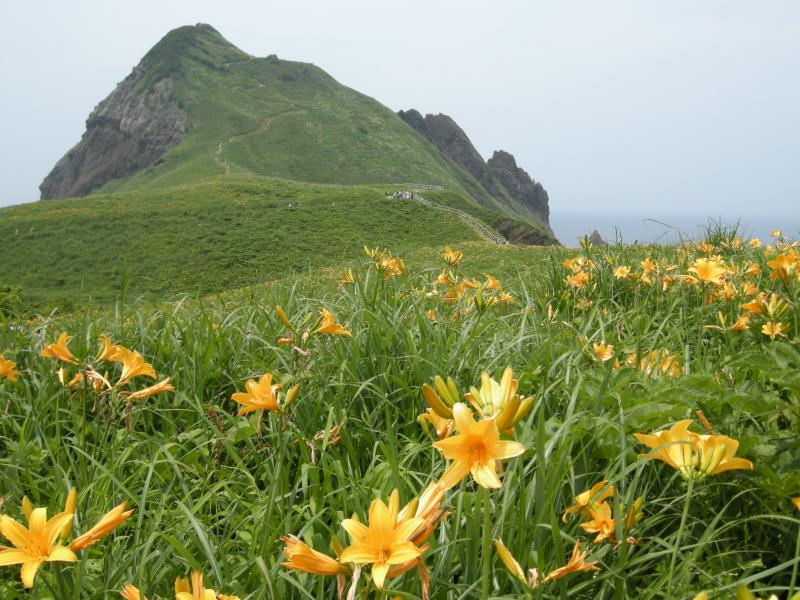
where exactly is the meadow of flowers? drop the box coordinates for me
[0,228,799,599]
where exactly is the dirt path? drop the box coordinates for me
[213,110,305,174]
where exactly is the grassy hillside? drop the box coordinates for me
[91,25,548,235]
[0,176,481,309]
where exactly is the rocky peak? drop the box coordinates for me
[399,108,551,229]
[588,230,607,245]
[399,110,487,184]
[486,150,550,223]
[397,109,427,135]
[38,24,246,200]
[39,67,188,200]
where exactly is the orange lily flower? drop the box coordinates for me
[0,504,77,588]
[579,501,616,543]
[112,347,157,385]
[70,501,134,551]
[280,535,344,575]
[634,419,753,480]
[543,540,600,581]
[562,480,615,522]
[0,355,20,382]
[40,332,77,364]
[124,378,175,402]
[231,373,282,415]
[314,308,352,336]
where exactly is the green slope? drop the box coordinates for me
[96,25,550,236]
[1,177,480,309]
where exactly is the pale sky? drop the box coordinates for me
[1,0,798,224]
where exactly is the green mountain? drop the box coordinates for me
[39,24,554,238]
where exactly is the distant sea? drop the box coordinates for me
[550,211,800,247]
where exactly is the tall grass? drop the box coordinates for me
[0,236,798,598]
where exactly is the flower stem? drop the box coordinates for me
[668,477,694,594]
[789,519,800,598]
[480,486,492,600]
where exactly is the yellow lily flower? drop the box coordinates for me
[40,331,78,364]
[579,501,616,543]
[494,538,526,581]
[337,268,355,285]
[175,572,239,600]
[0,355,20,382]
[764,293,789,319]
[97,334,122,362]
[280,535,344,575]
[231,373,282,415]
[498,291,515,305]
[767,251,797,283]
[562,480,615,522]
[687,257,729,285]
[741,293,766,314]
[339,490,424,589]
[433,403,526,489]
[465,366,533,431]
[592,343,615,363]
[543,540,600,582]
[626,350,682,378]
[62,368,111,392]
[70,501,134,551]
[441,246,463,267]
[112,346,157,385]
[483,274,501,290]
[792,497,800,511]
[613,266,631,279]
[633,419,753,480]
[314,308,352,336]
[761,321,787,340]
[567,271,590,289]
[377,256,405,279]
[275,305,293,329]
[418,407,453,439]
[397,482,447,539]
[62,488,77,540]
[624,496,644,531]
[749,238,762,248]
[730,315,750,331]
[0,506,77,588]
[385,482,447,591]
[124,378,175,402]
[120,584,147,600]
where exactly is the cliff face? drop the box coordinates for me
[39,70,187,200]
[486,150,550,223]
[398,109,551,230]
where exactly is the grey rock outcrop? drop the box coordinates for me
[588,230,607,245]
[39,69,187,199]
[486,150,550,223]
[399,110,487,184]
[398,109,551,229]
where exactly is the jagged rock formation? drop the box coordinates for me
[40,71,187,200]
[398,109,551,229]
[589,229,607,245]
[486,150,549,224]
